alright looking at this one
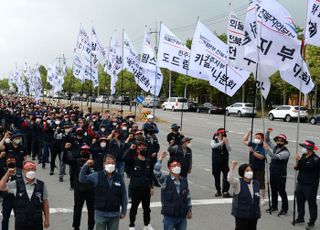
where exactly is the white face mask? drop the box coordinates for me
[122,127,127,131]
[55,120,61,125]
[26,171,36,180]
[5,138,11,144]
[171,166,181,175]
[112,122,117,126]
[187,143,192,148]
[129,118,134,122]
[100,142,107,148]
[253,138,262,145]
[244,171,253,180]
[47,120,51,124]
[104,164,115,173]
[301,147,308,154]
[13,138,21,145]
[101,128,106,132]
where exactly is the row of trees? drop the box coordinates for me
[0,32,319,109]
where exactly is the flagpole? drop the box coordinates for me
[180,18,198,130]
[292,3,309,224]
[90,26,93,109]
[252,0,271,213]
[153,23,160,119]
[224,2,232,131]
[292,33,306,228]
[121,29,125,112]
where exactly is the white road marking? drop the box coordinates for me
[6,195,317,215]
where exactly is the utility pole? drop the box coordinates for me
[149,24,159,117]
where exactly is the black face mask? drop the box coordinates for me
[147,130,154,135]
[7,163,16,168]
[277,144,284,148]
[139,149,147,156]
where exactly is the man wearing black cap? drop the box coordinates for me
[0,130,28,169]
[59,123,73,182]
[294,140,320,230]
[211,128,232,198]
[265,128,290,215]
[123,143,155,230]
[92,137,109,172]
[167,124,184,146]
[168,137,192,178]
[1,155,22,230]
[72,145,95,230]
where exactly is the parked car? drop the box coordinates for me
[268,105,308,122]
[310,113,320,125]
[225,102,256,117]
[71,96,86,101]
[96,95,106,103]
[115,96,130,105]
[195,102,225,114]
[142,96,161,108]
[52,93,64,99]
[88,96,96,102]
[187,101,198,112]
[162,97,189,111]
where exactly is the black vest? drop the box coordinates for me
[161,175,189,217]
[270,146,289,176]
[15,178,44,226]
[74,160,95,192]
[94,171,123,212]
[231,178,261,220]
[172,146,192,177]
[211,139,229,165]
[129,158,152,190]
[249,143,265,171]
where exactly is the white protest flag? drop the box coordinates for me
[91,27,106,67]
[8,72,15,87]
[280,61,314,94]
[47,64,57,86]
[72,56,85,82]
[228,11,256,73]
[33,67,42,100]
[189,20,250,97]
[107,35,123,76]
[123,31,151,92]
[74,26,91,59]
[23,61,33,95]
[244,0,314,94]
[305,0,320,47]
[13,65,24,94]
[73,26,98,86]
[73,27,90,82]
[141,29,157,71]
[47,64,65,93]
[104,33,123,94]
[228,11,276,99]
[157,23,190,75]
[140,29,163,96]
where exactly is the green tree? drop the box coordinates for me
[0,79,10,90]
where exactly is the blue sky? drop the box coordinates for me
[0,0,307,77]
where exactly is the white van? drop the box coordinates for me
[162,97,189,111]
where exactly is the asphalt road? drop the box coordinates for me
[2,103,320,230]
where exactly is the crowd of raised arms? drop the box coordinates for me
[0,95,318,230]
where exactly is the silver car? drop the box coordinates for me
[225,102,256,117]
